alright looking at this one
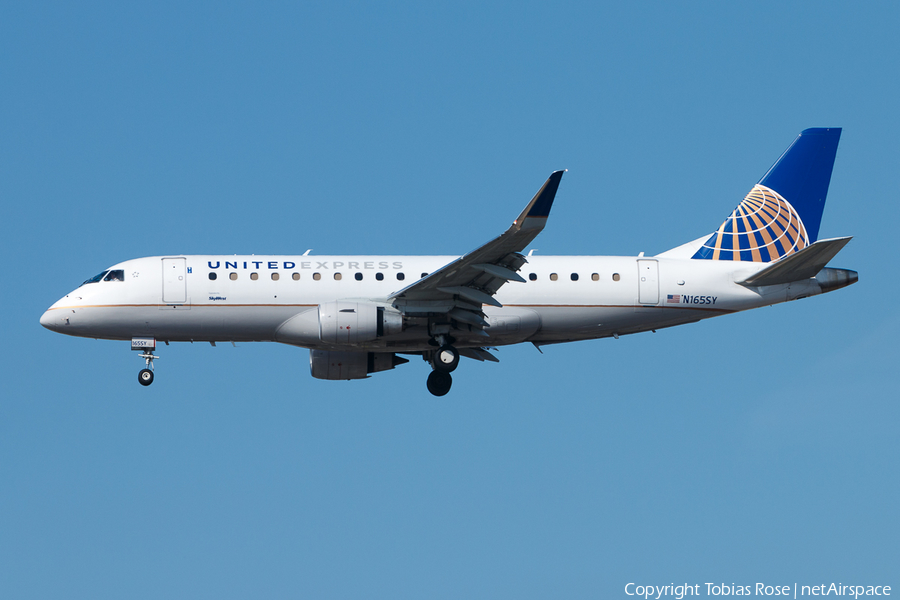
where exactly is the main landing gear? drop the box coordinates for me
[426,342,459,396]
[427,371,452,396]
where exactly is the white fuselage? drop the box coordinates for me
[40,254,824,351]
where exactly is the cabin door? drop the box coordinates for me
[637,259,659,305]
[162,258,187,304]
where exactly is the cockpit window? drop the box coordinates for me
[83,270,109,285]
[103,270,125,282]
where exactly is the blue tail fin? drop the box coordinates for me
[692,128,841,262]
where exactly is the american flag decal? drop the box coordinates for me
[667,294,680,304]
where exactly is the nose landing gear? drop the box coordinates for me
[133,337,159,387]
[137,350,159,386]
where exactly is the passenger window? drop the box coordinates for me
[355,273,363,281]
[250,272,259,281]
[271,273,280,281]
[592,273,599,281]
[209,273,217,281]
[292,273,300,280]
[529,273,537,281]
[230,273,238,280]
[571,273,579,281]
[397,273,405,281]
[612,273,620,281]
[550,273,558,281]
[334,273,342,281]
[103,270,124,282]
[313,273,321,281]
[376,272,384,281]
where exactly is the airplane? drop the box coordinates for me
[40,128,857,396]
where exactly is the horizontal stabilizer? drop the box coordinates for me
[738,236,852,287]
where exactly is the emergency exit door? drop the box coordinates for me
[637,259,659,305]
[162,257,187,304]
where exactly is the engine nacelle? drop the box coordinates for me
[309,350,409,380]
[318,301,403,344]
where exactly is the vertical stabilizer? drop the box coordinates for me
[693,128,841,262]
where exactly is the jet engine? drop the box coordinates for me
[275,302,404,346]
[309,350,409,380]
[318,301,403,344]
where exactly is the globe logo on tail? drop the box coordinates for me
[692,184,808,262]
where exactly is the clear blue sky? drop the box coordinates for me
[2,2,897,598]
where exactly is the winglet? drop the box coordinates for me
[514,170,565,227]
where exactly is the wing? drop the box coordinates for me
[389,170,565,327]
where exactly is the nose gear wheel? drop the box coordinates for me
[138,369,154,386]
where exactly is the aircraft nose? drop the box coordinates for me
[40,308,63,332]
